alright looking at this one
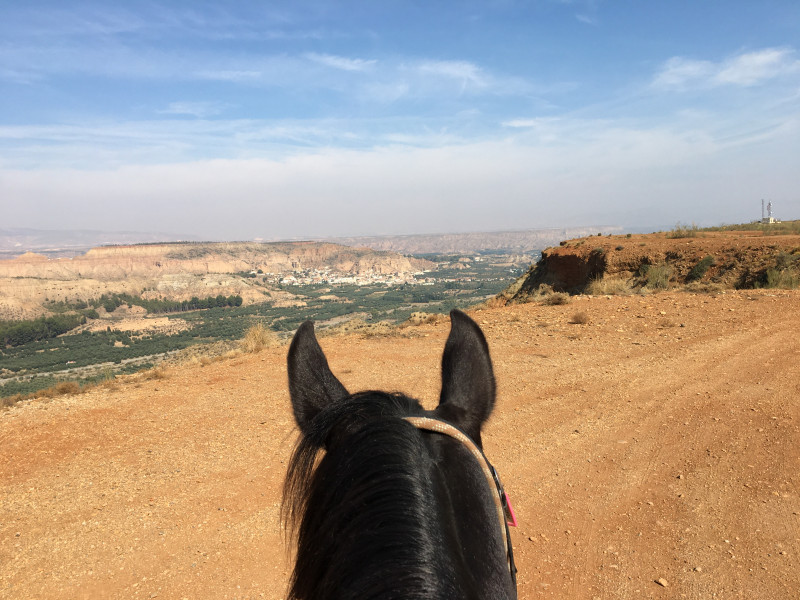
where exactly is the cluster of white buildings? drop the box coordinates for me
[255,268,429,287]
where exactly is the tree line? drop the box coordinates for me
[1,314,86,348]
[95,293,243,314]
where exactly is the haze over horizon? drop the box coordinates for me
[2,1,799,240]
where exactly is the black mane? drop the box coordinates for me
[283,391,449,599]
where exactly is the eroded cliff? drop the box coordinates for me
[507,229,800,300]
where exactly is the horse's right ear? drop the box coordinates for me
[287,321,349,438]
[434,309,496,447]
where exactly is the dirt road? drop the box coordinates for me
[2,289,798,599]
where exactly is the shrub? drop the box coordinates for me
[765,268,799,289]
[667,222,700,238]
[688,255,715,281]
[643,263,672,289]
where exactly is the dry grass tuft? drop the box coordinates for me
[403,312,447,327]
[240,322,277,353]
[586,276,634,296]
[542,292,571,305]
[142,365,170,381]
[2,378,87,409]
[54,381,82,396]
[684,281,724,294]
[570,311,590,324]
[482,296,508,309]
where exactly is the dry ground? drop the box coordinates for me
[2,289,799,599]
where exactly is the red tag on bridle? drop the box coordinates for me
[503,492,518,527]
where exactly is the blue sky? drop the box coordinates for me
[1,1,798,239]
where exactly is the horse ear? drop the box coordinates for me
[434,309,496,446]
[288,321,349,438]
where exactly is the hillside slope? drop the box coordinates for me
[508,230,800,299]
[2,291,798,599]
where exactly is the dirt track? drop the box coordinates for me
[2,290,799,599]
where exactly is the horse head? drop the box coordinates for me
[284,309,516,599]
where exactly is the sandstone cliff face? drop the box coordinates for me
[0,242,429,280]
[508,231,800,299]
[0,242,433,319]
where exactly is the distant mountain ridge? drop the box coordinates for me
[1,227,623,259]
[324,227,623,255]
[0,228,200,259]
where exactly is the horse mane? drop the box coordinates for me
[282,391,454,600]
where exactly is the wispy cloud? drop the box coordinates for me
[196,70,264,83]
[416,60,488,90]
[306,53,376,72]
[501,118,559,128]
[715,47,799,85]
[652,57,715,89]
[159,102,228,118]
[653,47,800,90]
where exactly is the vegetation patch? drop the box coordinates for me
[688,255,716,281]
[667,223,700,239]
[703,220,800,235]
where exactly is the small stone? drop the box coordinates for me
[656,578,669,587]
[693,566,702,572]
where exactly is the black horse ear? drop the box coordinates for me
[288,321,349,438]
[434,309,496,447]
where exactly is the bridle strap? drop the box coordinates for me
[403,416,517,585]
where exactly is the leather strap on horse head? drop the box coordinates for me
[403,416,518,586]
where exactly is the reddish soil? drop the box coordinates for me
[513,230,800,295]
[2,289,799,599]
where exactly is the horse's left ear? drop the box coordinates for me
[434,309,496,447]
[288,321,349,439]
